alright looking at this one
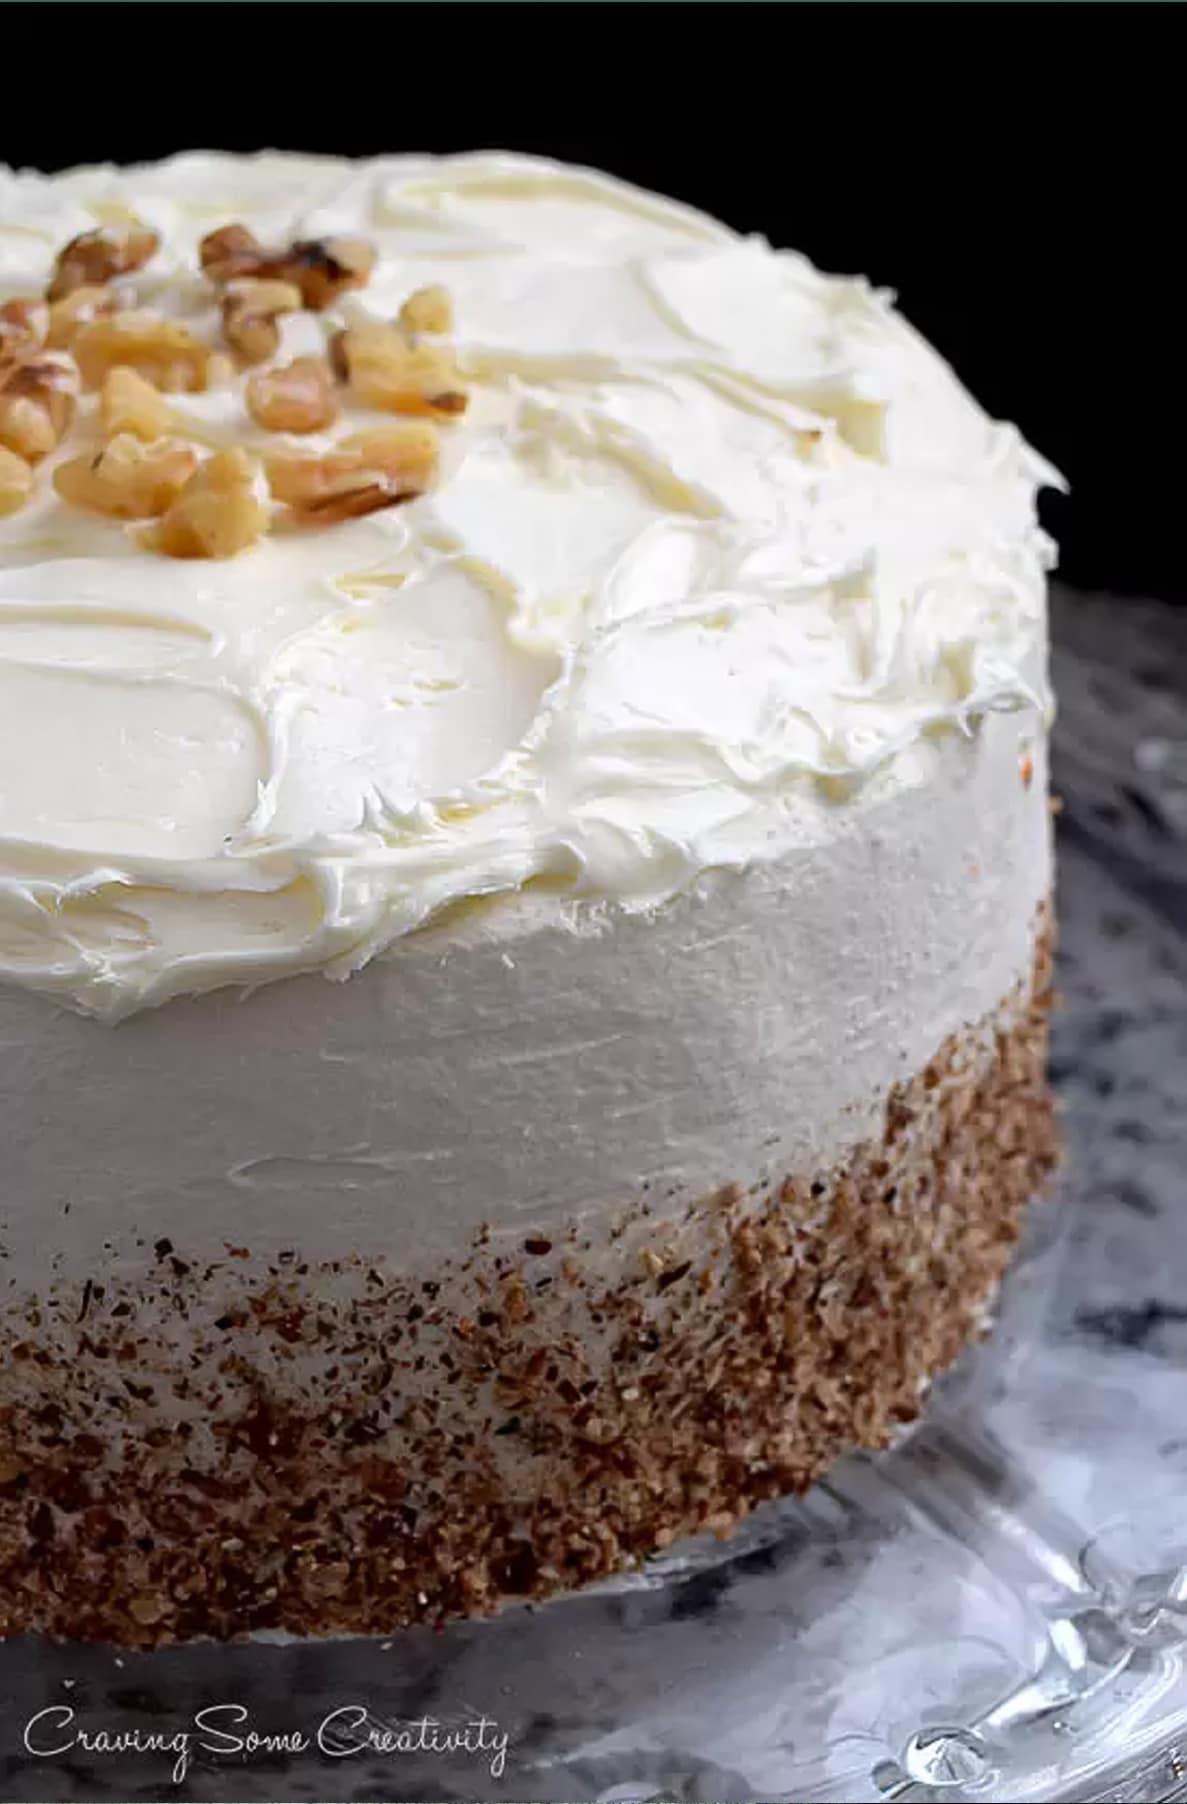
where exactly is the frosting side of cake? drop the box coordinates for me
[1,709,1049,1286]
[0,151,1058,1020]
[0,916,1058,1645]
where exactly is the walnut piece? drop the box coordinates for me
[398,285,454,337]
[146,447,269,558]
[198,224,263,286]
[0,351,79,461]
[0,444,34,516]
[330,323,467,418]
[53,434,199,519]
[100,366,173,442]
[0,298,48,356]
[200,224,376,311]
[266,422,439,522]
[46,284,119,350]
[47,223,160,302]
[205,351,236,390]
[0,396,54,462]
[283,237,377,311]
[73,312,210,393]
[246,356,338,433]
[221,279,303,365]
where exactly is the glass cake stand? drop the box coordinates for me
[1,586,1184,1804]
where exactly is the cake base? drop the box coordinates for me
[0,921,1057,1647]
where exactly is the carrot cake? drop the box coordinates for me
[0,152,1060,1644]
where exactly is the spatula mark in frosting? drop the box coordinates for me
[0,150,1059,1018]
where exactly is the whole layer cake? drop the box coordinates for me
[0,152,1059,1645]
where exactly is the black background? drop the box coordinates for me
[9,3,1178,601]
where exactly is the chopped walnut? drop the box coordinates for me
[0,444,34,516]
[266,421,439,521]
[298,476,411,524]
[100,366,173,442]
[146,447,269,558]
[46,284,119,350]
[47,222,160,302]
[53,434,199,519]
[0,395,54,463]
[330,323,467,418]
[0,351,79,461]
[198,224,264,286]
[200,223,376,311]
[398,285,454,337]
[221,279,303,365]
[126,1592,170,1629]
[0,298,48,356]
[246,356,338,433]
[283,237,376,311]
[73,312,210,393]
[205,351,236,390]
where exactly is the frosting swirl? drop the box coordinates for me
[0,151,1059,1019]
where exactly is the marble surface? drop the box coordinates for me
[0,584,1184,1804]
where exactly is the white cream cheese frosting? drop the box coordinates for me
[2,711,1051,1269]
[0,151,1059,1021]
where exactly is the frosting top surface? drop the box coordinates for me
[0,151,1058,1019]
